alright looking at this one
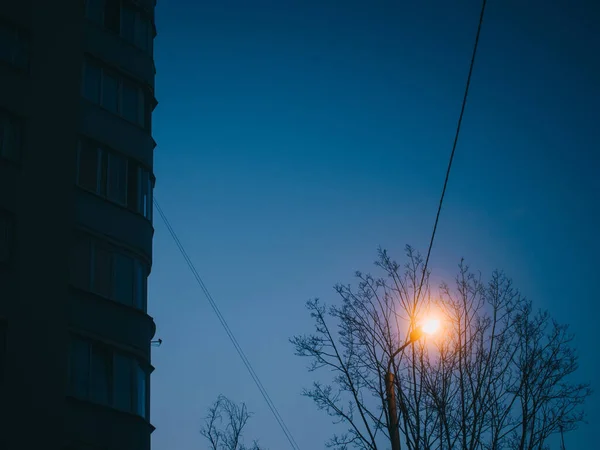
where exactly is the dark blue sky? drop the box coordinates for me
[149,1,599,448]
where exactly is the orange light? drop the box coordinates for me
[421,318,441,335]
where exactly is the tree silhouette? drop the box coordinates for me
[291,246,591,450]
[200,395,266,450]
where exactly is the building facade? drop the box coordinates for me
[0,1,158,449]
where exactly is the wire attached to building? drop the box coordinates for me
[416,0,488,301]
[154,3,487,446]
[153,198,301,450]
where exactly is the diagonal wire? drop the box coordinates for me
[153,1,487,445]
[416,0,488,301]
[154,198,301,450]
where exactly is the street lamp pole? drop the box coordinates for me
[386,330,423,450]
[385,369,401,450]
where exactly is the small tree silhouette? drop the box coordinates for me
[200,395,266,450]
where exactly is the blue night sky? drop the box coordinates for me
[148,1,599,448]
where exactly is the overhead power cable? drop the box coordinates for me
[154,198,301,450]
[416,0,488,300]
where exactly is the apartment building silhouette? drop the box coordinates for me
[0,1,158,448]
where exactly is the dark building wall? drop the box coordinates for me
[0,0,83,449]
[0,0,158,448]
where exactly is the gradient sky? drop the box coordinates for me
[148,1,599,448]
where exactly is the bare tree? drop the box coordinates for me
[291,247,591,450]
[200,395,266,450]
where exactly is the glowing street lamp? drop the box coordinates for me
[421,318,441,336]
[386,319,440,450]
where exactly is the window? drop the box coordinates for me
[121,80,140,124]
[134,14,151,52]
[113,253,134,305]
[69,338,91,398]
[136,362,147,418]
[0,20,29,70]
[82,59,149,128]
[91,345,112,405]
[113,352,133,411]
[0,109,23,163]
[85,0,153,53]
[70,234,149,312]
[134,261,146,310]
[101,71,119,114]
[69,336,149,418]
[0,211,13,264]
[140,168,153,220]
[120,5,136,43]
[92,246,112,299]
[127,162,139,209]
[107,152,127,205]
[133,260,147,309]
[76,139,153,220]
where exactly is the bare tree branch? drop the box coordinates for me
[292,247,592,450]
[200,395,268,450]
